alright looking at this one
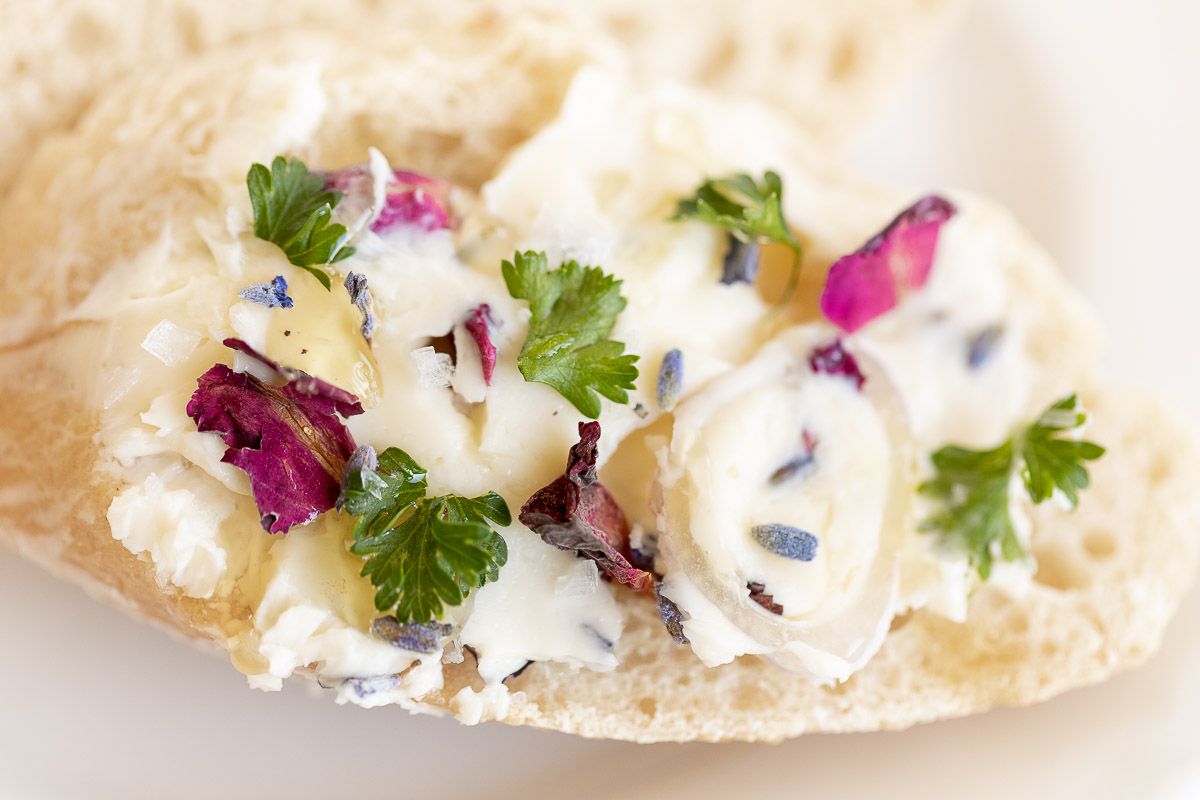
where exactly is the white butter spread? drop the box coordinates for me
[84,67,1045,716]
[855,211,1033,451]
[106,466,253,599]
[657,326,911,680]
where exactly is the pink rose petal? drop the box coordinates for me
[808,338,866,390]
[371,170,454,233]
[820,195,957,333]
[463,304,497,385]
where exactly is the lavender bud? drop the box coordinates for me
[657,349,684,411]
[721,236,760,285]
[751,524,819,561]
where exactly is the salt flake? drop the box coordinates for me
[141,320,201,366]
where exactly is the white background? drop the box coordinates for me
[2,1,1198,798]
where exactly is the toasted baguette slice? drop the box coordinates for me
[0,0,965,195]
[1,27,1196,745]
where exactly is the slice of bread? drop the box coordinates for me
[0,0,965,195]
[1,26,1195,744]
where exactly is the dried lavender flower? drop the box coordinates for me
[657,349,684,411]
[751,524,819,561]
[238,275,294,309]
[344,271,376,341]
[721,235,761,285]
[967,324,1005,369]
[371,616,453,655]
[655,583,689,645]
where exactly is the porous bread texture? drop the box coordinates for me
[537,0,967,146]
[0,22,591,348]
[0,0,966,196]
[497,389,1200,742]
[435,193,1200,741]
[1,26,1197,745]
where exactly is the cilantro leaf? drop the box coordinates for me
[343,446,510,623]
[247,156,356,290]
[672,171,803,299]
[920,394,1105,579]
[502,250,640,419]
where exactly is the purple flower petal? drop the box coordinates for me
[323,164,372,195]
[324,164,455,234]
[808,339,866,390]
[463,304,497,385]
[371,170,454,233]
[820,195,957,333]
[519,422,652,591]
[186,339,363,533]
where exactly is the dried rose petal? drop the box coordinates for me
[747,582,784,615]
[820,195,957,333]
[809,339,866,390]
[463,304,497,385]
[519,422,652,591]
[186,338,363,533]
[371,170,454,233]
[323,164,372,195]
[324,165,455,234]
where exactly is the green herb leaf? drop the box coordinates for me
[672,170,803,299]
[247,156,356,290]
[502,250,640,419]
[919,394,1105,579]
[343,447,510,623]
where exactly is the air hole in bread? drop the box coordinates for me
[1082,528,1117,560]
[889,611,914,633]
[638,697,657,718]
[1149,455,1174,484]
[778,30,805,59]
[699,34,740,85]
[67,13,112,54]
[1032,542,1093,591]
[1008,613,1030,635]
[733,683,764,711]
[828,38,860,82]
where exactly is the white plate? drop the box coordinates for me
[2,1,1197,797]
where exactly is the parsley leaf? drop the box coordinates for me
[342,447,510,623]
[502,250,640,419]
[672,171,803,299]
[247,156,356,290]
[920,394,1106,579]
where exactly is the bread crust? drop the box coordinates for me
[0,0,966,195]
